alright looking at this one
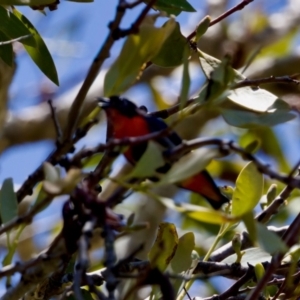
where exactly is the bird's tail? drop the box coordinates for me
[178,170,229,210]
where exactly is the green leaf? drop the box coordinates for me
[157,197,234,225]
[0,31,13,66]
[256,223,288,255]
[126,141,165,179]
[232,161,263,217]
[0,178,18,224]
[104,19,176,96]
[221,247,272,267]
[152,21,189,67]
[226,87,288,113]
[145,0,196,16]
[0,6,35,46]
[179,47,190,110]
[221,107,295,128]
[13,8,59,85]
[197,50,294,119]
[198,49,243,81]
[157,147,224,185]
[242,211,256,242]
[148,222,178,271]
[171,232,195,273]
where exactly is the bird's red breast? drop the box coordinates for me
[105,108,150,163]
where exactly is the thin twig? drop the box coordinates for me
[64,0,156,141]
[0,34,32,46]
[48,99,63,143]
[232,75,300,89]
[124,0,144,9]
[16,119,97,203]
[63,0,127,141]
[115,0,157,38]
[149,98,195,119]
[0,195,53,236]
[167,138,300,189]
[187,0,254,41]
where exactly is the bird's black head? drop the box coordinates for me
[98,96,139,118]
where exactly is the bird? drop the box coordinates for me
[98,95,229,210]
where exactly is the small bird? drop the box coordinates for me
[98,96,228,209]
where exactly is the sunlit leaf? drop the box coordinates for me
[126,141,165,179]
[0,31,13,66]
[145,0,196,16]
[226,87,289,113]
[198,49,243,81]
[158,147,224,185]
[13,8,59,85]
[242,211,256,242]
[197,49,294,122]
[0,178,18,224]
[0,6,35,46]
[232,161,263,217]
[148,223,178,271]
[256,223,288,255]
[157,197,234,225]
[221,107,295,128]
[152,21,189,67]
[104,19,176,96]
[171,232,195,273]
[221,247,272,267]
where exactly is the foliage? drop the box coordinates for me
[0,1,300,300]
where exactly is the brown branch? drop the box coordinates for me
[16,119,97,203]
[167,138,300,189]
[63,0,127,141]
[149,98,196,119]
[232,75,300,89]
[0,195,54,237]
[246,213,300,300]
[64,0,156,141]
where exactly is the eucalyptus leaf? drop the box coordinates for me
[221,247,272,267]
[232,161,263,217]
[104,19,176,96]
[157,197,233,225]
[148,222,178,271]
[0,178,18,224]
[171,232,195,273]
[152,21,189,67]
[126,141,165,179]
[0,6,35,46]
[197,49,294,120]
[256,223,288,255]
[0,31,13,66]
[221,107,295,128]
[158,147,223,185]
[13,9,59,85]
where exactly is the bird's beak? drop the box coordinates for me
[97,97,110,108]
